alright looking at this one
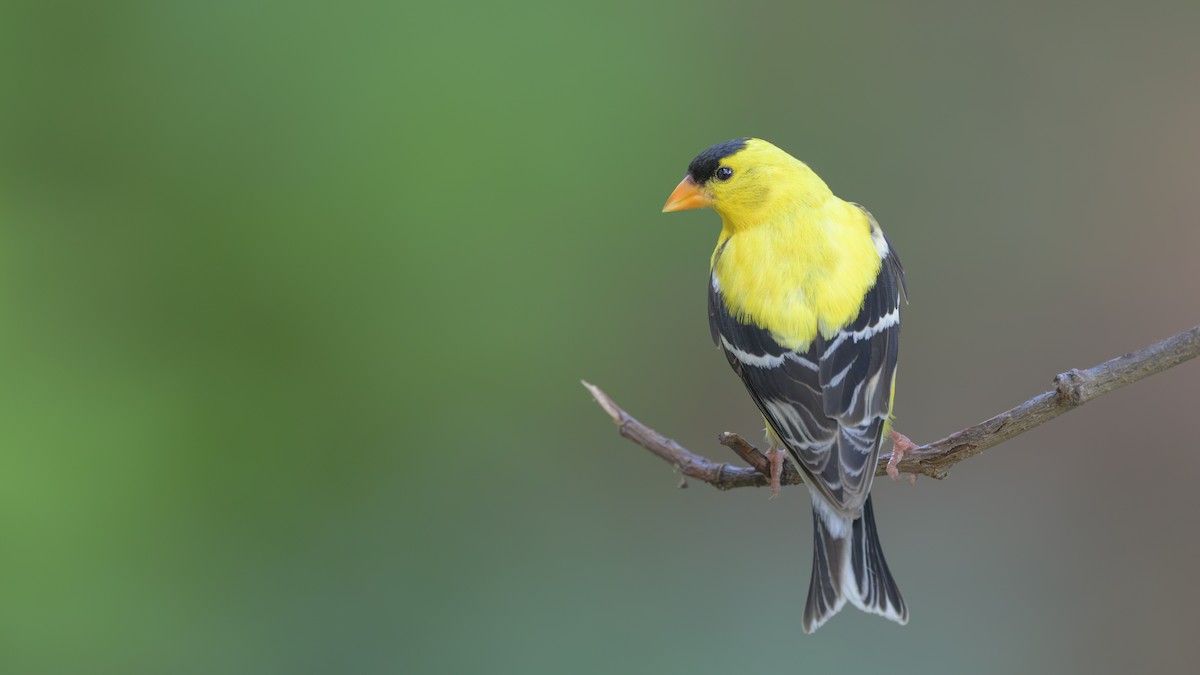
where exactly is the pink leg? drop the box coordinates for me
[887,430,919,483]
[767,446,785,498]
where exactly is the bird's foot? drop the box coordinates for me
[887,430,919,484]
[767,445,785,498]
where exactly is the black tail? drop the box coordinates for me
[802,495,908,633]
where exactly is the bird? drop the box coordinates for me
[662,138,909,633]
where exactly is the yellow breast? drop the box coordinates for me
[712,199,882,351]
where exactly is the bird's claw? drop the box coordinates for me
[887,430,919,483]
[767,446,784,498]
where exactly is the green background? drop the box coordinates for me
[3,1,1199,673]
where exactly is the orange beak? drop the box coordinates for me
[661,175,711,212]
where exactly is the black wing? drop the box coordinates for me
[709,227,906,515]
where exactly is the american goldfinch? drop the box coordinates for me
[663,138,908,633]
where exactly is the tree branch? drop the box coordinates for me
[584,323,1200,488]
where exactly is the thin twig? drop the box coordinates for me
[585,324,1200,489]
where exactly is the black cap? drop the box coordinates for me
[687,138,749,184]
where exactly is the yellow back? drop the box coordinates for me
[708,140,881,351]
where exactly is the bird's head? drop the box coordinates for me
[662,138,832,229]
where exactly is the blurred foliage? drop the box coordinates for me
[1,1,1199,673]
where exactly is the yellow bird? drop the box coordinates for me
[663,138,908,633]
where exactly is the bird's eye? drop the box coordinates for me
[715,166,734,181]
